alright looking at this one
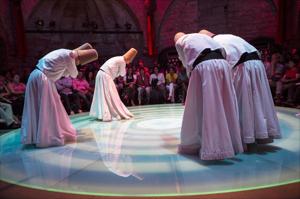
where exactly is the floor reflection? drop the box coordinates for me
[0,105,299,196]
[92,120,143,180]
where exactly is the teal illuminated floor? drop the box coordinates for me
[0,104,299,197]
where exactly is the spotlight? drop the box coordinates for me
[35,19,44,27]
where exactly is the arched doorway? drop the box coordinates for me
[157,0,278,52]
[23,0,144,65]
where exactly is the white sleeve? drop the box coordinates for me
[62,69,70,77]
[64,51,78,78]
[175,41,191,77]
[113,56,126,77]
[119,64,126,77]
[175,42,187,69]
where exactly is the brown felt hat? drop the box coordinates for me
[198,29,215,37]
[174,32,185,43]
[123,48,138,63]
[77,49,98,65]
[74,43,93,51]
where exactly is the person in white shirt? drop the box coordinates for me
[90,48,137,122]
[150,66,166,99]
[199,30,281,146]
[21,43,98,147]
[174,32,243,160]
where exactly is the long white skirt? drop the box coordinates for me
[179,59,243,160]
[90,70,133,121]
[21,69,77,148]
[233,60,281,143]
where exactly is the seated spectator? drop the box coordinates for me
[149,78,165,104]
[115,76,125,98]
[136,67,151,105]
[176,65,189,104]
[276,59,299,104]
[262,53,272,79]
[137,59,150,76]
[86,70,96,92]
[73,71,92,111]
[165,67,178,103]
[269,53,285,98]
[0,102,20,129]
[4,70,12,84]
[7,74,26,117]
[150,66,166,101]
[0,75,11,102]
[7,74,26,96]
[56,77,81,115]
[123,67,137,106]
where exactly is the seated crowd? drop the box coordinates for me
[0,47,299,129]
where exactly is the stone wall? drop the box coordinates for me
[0,0,299,70]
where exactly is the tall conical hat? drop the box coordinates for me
[198,29,215,37]
[77,49,98,65]
[123,48,137,63]
[74,43,93,51]
[174,32,185,43]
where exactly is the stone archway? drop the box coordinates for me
[157,0,279,54]
[22,0,144,65]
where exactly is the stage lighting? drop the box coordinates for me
[35,19,44,27]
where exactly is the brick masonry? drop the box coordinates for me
[0,0,299,69]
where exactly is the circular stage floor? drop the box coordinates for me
[0,104,299,197]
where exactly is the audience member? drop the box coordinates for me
[86,70,96,91]
[7,74,26,117]
[269,53,285,98]
[165,67,178,103]
[0,102,20,128]
[73,71,92,111]
[123,67,137,106]
[150,66,166,100]
[56,76,81,115]
[176,65,189,104]
[136,67,151,105]
[276,59,299,104]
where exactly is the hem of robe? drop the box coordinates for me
[200,150,235,160]
[22,134,76,148]
[234,61,281,142]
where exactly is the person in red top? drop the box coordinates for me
[72,71,92,111]
[136,67,150,105]
[276,59,300,103]
[7,74,26,117]
[7,74,26,95]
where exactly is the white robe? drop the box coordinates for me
[89,56,133,121]
[21,49,78,148]
[213,34,281,143]
[175,34,243,160]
